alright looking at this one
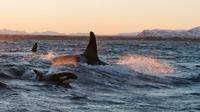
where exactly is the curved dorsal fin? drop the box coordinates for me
[32,43,38,52]
[83,32,98,59]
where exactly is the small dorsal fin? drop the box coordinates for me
[33,69,43,81]
[32,43,38,52]
[83,32,98,59]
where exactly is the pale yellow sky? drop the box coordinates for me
[0,0,199,34]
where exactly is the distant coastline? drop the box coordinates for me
[0,26,200,41]
[0,34,200,42]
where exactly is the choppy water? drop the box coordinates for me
[0,39,200,112]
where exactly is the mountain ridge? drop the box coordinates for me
[0,26,200,38]
[137,26,200,38]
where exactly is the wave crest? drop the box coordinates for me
[116,55,174,75]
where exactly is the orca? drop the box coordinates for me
[32,43,38,52]
[52,32,107,65]
[33,69,78,87]
[0,65,77,87]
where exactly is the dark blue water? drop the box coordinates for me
[0,39,200,112]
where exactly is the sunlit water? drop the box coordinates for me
[0,39,200,112]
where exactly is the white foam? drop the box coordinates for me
[40,51,56,60]
[116,55,174,75]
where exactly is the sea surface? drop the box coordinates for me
[0,39,200,112]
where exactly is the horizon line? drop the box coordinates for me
[0,26,199,36]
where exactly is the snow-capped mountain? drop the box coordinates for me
[31,31,66,36]
[0,29,89,36]
[68,32,89,36]
[137,26,200,38]
[0,29,66,36]
[0,29,28,35]
[1,26,200,38]
[116,32,140,36]
[188,27,200,36]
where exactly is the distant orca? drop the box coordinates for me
[33,69,78,87]
[32,43,38,52]
[52,32,107,65]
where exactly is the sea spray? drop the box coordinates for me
[116,55,174,75]
[40,51,56,60]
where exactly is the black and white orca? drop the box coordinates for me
[52,32,107,65]
[33,69,78,87]
[0,65,77,87]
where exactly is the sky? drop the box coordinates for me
[0,0,199,35]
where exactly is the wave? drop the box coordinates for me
[0,82,8,90]
[115,55,175,75]
[0,52,198,90]
[72,63,197,89]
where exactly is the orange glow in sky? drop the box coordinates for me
[0,0,200,34]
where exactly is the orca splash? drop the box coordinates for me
[52,32,107,65]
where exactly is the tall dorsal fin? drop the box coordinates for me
[32,43,38,52]
[83,32,98,59]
